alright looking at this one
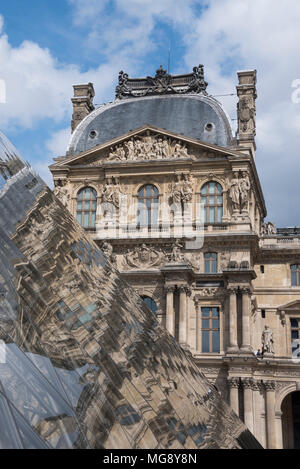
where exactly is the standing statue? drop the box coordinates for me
[101,178,120,217]
[262,325,274,354]
[239,171,251,211]
[170,239,185,263]
[228,172,240,211]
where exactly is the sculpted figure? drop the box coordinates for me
[262,325,274,354]
[229,172,240,211]
[125,140,135,160]
[182,174,193,203]
[239,171,251,210]
[170,239,185,263]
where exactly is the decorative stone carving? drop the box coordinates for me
[197,288,219,297]
[101,241,116,264]
[124,244,164,269]
[264,380,276,391]
[169,239,185,263]
[101,177,121,213]
[238,96,255,133]
[115,65,208,100]
[228,378,240,389]
[53,184,70,207]
[262,325,274,355]
[106,133,190,162]
[241,378,254,389]
[261,222,276,236]
[170,173,193,208]
[228,170,251,214]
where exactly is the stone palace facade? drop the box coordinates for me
[50,66,300,449]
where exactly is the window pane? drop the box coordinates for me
[76,213,81,224]
[212,320,219,329]
[292,330,299,339]
[209,207,215,223]
[217,184,222,194]
[77,191,83,200]
[205,260,210,273]
[212,260,217,273]
[292,271,297,286]
[209,196,215,205]
[91,212,96,227]
[202,319,210,329]
[84,212,89,227]
[209,182,215,194]
[212,308,219,317]
[217,207,223,222]
[201,184,207,195]
[202,331,210,353]
[212,331,220,353]
[291,319,299,328]
[201,308,210,317]
[291,265,297,271]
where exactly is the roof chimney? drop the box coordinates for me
[71,83,95,132]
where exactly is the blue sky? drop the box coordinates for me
[0,0,300,227]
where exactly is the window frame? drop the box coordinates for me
[76,187,97,229]
[204,252,218,274]
[291,264,300,287]
[201,181,223,224]
[141,296,158,316]
[137,184,159,230]
[200,306,220,353]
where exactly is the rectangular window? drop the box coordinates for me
[201,307,220,353]
[291,318,300,358]
[204,253,218,273]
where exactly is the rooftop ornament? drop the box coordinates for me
[115,65,208,100]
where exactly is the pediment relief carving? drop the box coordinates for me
[71,131,225,167]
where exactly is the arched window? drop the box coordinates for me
[204,253,218,273]
[141,296,158,315]
[291,265,300,286]
[137,184,159,229]
[76,187,97,228]
[201,181,223,224]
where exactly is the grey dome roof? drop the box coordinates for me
[68,94,233,156]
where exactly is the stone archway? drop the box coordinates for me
[281,391,300,449]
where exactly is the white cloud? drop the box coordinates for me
[46,127,71,156]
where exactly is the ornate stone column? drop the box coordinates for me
[264,380,276,449]
[179,286,188,346]
[165,286,175,336]
[241,378,254,433]
[241,286,252,353]
[227,286,239,353]
[228,377,240,416]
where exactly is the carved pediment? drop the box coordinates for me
[87,132,192,166]
[52,126,242,169]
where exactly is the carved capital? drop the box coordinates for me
[241,378,254,390]
[228,377,240,389]
[264,380,276,392]
[164,285,175,294]
[227,285,239,295]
